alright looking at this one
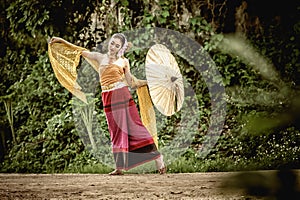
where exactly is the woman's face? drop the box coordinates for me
[108,37,123,56]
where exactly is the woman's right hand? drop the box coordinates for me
[49,37,62,44]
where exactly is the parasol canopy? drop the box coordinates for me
[145,44,184,116]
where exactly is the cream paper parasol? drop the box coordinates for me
[145,44,184,116]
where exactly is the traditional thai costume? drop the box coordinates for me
[100,63,160,170]
[48,38,165,173]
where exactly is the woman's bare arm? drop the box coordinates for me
[123,58,133,86]
[123,58,147,88]
[82,51,101,61]
[82,51,104,72]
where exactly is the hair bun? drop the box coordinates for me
[126,42,133,52]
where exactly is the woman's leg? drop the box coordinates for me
[155,154,167,174]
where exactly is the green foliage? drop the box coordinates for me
[2,108,79,173]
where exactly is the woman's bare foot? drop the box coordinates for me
[158,166,167,175]
[155,155,167,175]
[109,169,123,175]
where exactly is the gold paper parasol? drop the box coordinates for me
[145,44,184,116]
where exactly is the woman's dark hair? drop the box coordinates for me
[112,33,126,46]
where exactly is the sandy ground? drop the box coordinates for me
[0,170,299,200]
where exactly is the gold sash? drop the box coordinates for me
[48,41,87,103]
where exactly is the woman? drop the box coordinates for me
[50,33,166,175]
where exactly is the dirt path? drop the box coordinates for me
[0,170,299,199]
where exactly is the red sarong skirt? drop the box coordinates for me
[102,86,160,170]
